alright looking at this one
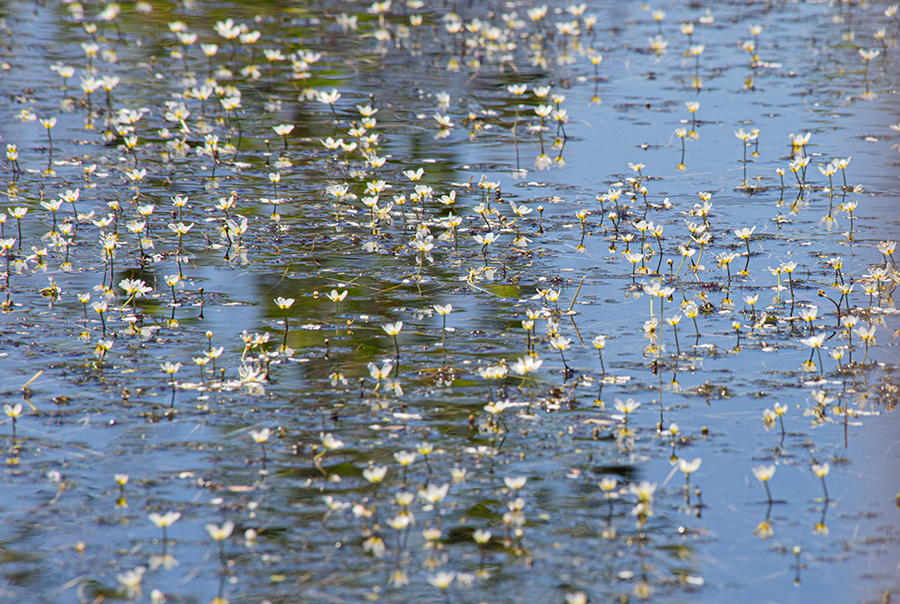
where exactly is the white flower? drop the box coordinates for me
[250,428,271,443]
[812,462,830,477]
[119,278,152,297]
[148,511,181,527]
[614,398,640,414]
[116,567,146,599]
[363,465,388,483]
[503,476,527,490]
[511,355,543,375]
[382,321,403,336]
[321,433,344,450]
[678,458,702,475]
[752,465,776,481]
[419,482,450,503]
[427,571,456,589]
[206,521,234,540]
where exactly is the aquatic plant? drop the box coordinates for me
[0,1,897,602]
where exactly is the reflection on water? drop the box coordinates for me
[0,0,898,603]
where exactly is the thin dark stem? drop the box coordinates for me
[393,334,400,367]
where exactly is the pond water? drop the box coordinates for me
[0,0,898,603]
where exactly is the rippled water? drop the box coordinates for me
[0,0,898,603]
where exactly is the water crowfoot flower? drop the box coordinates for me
[92,300,108,336]
[434,303,452,363]
[507,83,527,136]
[148,511,181,547]
[681,300,701,341]
[598,476,618,517]
[478,363,507,402]
[735,128,759,185]
[811,462,830,501]
[773,402,787,437]
[629,480,656,528]
[678,457,702,500]
[666,314,682,355]
[643,282,675,352]
[250,427,271,471]
[624,251,644,281]
[368,361,393,394]
[382,321,403,366]
[206,520,234,571]
[854,324,876,365]
[752,464,776,504]
[859,49,880,98]
[735,226,756,269]
[472,527,492,568]
[274,296,295,350]
[789,156,810,190]
[160,362,182,407]
[167,221,194,267]
[362,464,388,509]
[801,333,826,376]
[273,123,294,149]
[94,338,113,367]
[504,476,527,492]
[592,335,607,373]
[115,473,128,495]
[116,567,146,599]
[717,252,739,292]
[414,441,435,476]
[652,9,665,35]
[39,117,56,168]
[566,592,588,604]
[779,261,798,308]
[5,403,22,444]
[675,127,688,169]
[313,432,344,472]
[428,571,455,604]
[1,237,15,306]
[473,231,498,264]
[689,43,705,89]
[393,450,416,484]
[119,278,152,313]
[832,157,851,190]
[268,171,281,197]
[549,335,572,376]
[744,293,759,322]
[510,355,542,391]
[6,208,27,253]
[51,63,75,94]
[327,289,348,331]
[876,240,896,267]
[317,89,342,122]
[614,398,640,431]
[6,144,21,174]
